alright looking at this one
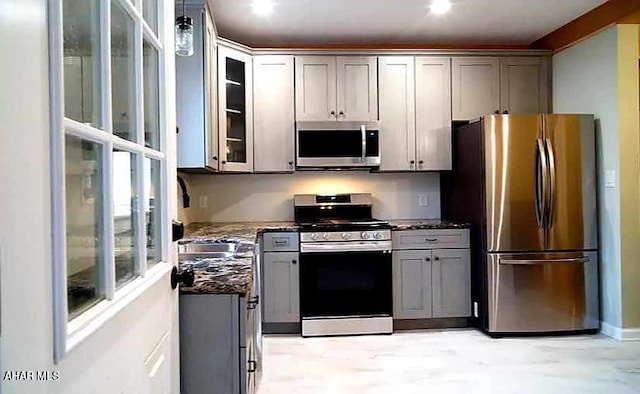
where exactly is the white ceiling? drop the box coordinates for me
[207,0,608,47]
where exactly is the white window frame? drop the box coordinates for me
[48,0,171,362]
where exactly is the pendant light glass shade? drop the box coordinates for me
[175,15,194,57]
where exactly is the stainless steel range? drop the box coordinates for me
[295,193,393,337]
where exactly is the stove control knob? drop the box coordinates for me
[361,232,370,240]
[322,233,330,240]
[373,232,382,240]
[342,232,351,240]
[310,233,318,241]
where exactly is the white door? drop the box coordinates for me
[500,57,550,114]
[253,55,295,173]
[378,56,416,171]
[1,0,180,393]
[415,57,452,171]
[452,57,500,120]
[295,56,337,121]
[336,56,378,121]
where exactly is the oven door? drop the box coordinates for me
[299,245,392,319]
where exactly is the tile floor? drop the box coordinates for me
[257,329,640,394]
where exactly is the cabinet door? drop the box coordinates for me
[416,57,452,171]
[378,56,416,171]
[500,57,549,114]
[218,45,253,172]
[253,56,295,172]
[336,56,378,121]
[452,57,500,120]
[203,10,219,170]
[393,250,433,319]
[432,249,471,318]
[263,252,299,323]
[295,56,336,121]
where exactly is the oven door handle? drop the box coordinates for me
[300,241,392,253]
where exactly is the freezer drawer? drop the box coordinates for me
[487,251,598,333]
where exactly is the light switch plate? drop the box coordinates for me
[605,170,616,188]
[198,195,208,208]
[418,194,429,207]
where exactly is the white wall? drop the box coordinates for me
[552,26,622,328]
[185,172,441,222]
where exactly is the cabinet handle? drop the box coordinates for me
[339,110,345,117]
[213,156,218,161]
[292,259,297,265]
[419,160,424,165]
[425,257,431,262]
[494,110,500,115]
[288,161,294,169]
[425,238,438,242]
[434,256,440,261]
[247,295,259,309]
[248,360,257,373]
[502,110,509,115]
[330,111,336,117]
[410,160,415,165]
[222,160,227,164]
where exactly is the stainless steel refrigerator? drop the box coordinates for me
[442,114,599,335]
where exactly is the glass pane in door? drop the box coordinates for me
[113,150,138,288]
[111,0,136,141]
[225,57,246,163]
[143,39,160,149]
[145,158,162,266]
[65,136,105,319]
[63,0,101,127]
[142,0,158,34]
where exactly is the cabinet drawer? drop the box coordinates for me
[262,232,299,252]
[393,229,469,250]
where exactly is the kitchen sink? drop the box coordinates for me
[178,243,237,254]
[178,243,238,261]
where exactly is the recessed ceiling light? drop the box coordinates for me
[430,0,452,15]
[252,0,273,16]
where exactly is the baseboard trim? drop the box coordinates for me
[600,322,640,340]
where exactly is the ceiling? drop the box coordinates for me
[206,0,608,47]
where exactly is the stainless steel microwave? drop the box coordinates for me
[296,121,381,169]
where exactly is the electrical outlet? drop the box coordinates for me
[198,196,208,208]
[605,170,616,188]
[418,194,429,207]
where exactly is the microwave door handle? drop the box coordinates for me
[361,125,366,163]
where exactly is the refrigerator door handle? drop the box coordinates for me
[535,138,548,228]
[545,138,556,229]
[500,257,589,266]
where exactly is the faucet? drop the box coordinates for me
[177,176,191,208]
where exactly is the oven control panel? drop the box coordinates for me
[301,230,391,243]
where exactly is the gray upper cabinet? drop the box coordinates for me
[378,56,416,171]
[295,56,337,121]
[253,55,295,172]
[262,252,299,323]
[336,57,378,121]
[432,248,471,318]
[218,45,253,172]
[415,57,452,171]
[499,57,549,114]
[452,57,500,120]
[176,5,218,170]
[295,56,378,121]
[393,250,433,319]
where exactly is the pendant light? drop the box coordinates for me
[175,0,194,56]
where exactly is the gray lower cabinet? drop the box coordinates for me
[262,252,299,323]
[393,250,433,319]
[432,249,472,318]
[180,293,260,394]
[392,229,471,320]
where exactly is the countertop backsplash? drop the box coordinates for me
[182,171,441,222]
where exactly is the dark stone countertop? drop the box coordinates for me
[388,219,471,230]
[178,222,297,296]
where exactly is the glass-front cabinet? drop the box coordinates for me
[218,45,253,172]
